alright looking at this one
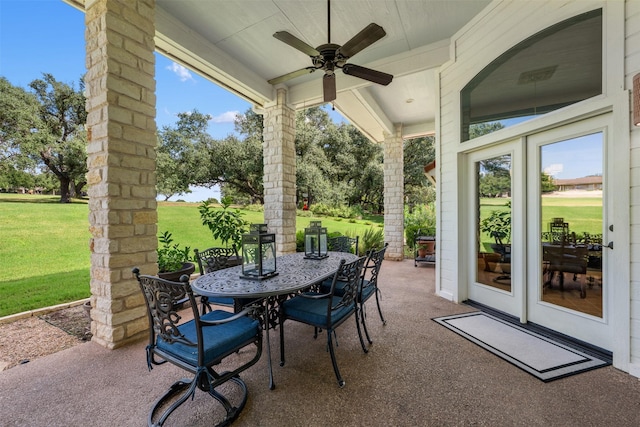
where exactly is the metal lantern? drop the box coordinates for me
[241,224,278,280]
[304,220,328,260]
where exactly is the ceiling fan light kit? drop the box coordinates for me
[269,0,393,102]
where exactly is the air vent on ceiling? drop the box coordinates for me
[518,66,557,84]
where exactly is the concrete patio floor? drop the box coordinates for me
[1,259,639,426]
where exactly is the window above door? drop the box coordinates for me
[461,9,603,142]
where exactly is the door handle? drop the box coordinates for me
[606,241,613,249]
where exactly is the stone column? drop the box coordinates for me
[85,0,157,348]
[262,88,297,254]
[383,125,405,261]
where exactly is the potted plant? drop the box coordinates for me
[157,230,195,281]
[417,241,435,258]
[479,204,511,247]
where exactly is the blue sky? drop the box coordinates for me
[1,0,283,201]
[541,133,602,180]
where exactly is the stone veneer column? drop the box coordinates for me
[85,0,157,348]
[383,125,405,261]
[262,88,297,254]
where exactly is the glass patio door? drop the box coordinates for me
[526,116,612,349]
[467,141,523,318]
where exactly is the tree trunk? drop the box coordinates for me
[59,176,71,203]
[73,180,86,198]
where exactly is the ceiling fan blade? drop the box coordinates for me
[342,64,393,86]
[323,74,336,102]
[268,67,317,85]
[273,31,320,57]
[338,23,386,58]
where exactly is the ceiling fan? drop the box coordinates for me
[268,0,393,102]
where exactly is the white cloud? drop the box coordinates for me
[167,62,194,82]
[210,111,241,123]
[544,163,563,176]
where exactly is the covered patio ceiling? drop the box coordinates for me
[67,0,491,142]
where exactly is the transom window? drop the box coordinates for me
[461,9,602,141]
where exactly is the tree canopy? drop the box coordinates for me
[0,74,87,202]
[3,74,436,211]
[157,105,436,213]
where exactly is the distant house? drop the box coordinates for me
[553,176,602,191]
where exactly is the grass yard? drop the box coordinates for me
[479,195,603,249]
[0,194,382,317]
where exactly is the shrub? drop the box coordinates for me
[405,203,436,247]
[360,227,385,254]
[199,196,250,249]
[295,230,305,252]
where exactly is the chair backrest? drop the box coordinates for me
[543,244,588,273]
[194,246,240,275]
[327,256,366,316]
[133,268,201,350]
[361,243,388,294]
[328,235,359,256]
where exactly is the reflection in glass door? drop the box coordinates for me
[539,134,603,317]
[476,155,512,292]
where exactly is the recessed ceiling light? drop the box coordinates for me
[406,98,414,103]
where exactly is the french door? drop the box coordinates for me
[467,141,523,318]
[526,116,611,349]
[466,115,613,350]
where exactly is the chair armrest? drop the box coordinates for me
[200,304,262,327]
[298,291,331,300]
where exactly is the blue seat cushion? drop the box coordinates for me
[359,279,375,302]
[156,310,259,366]
[283,293,355,327]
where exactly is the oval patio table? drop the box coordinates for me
[192,251,358,390]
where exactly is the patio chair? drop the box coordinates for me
[133,267,262,427]
[318,244,389,352]
[358,243,389,351]
[278,256,367,387]
[328,235,359,255]
[194,246,242,313]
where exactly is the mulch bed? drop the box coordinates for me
[39,305,93,341]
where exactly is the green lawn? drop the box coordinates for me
[0,194,382,317]
[479,196,602,249]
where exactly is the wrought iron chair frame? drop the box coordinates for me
[194,246,243,313]
[133,268,262,427]
[358,243,389,351]
[327,235,360,256]
[278,256,366,387]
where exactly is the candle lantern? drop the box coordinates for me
[304,220,328,259]
[241,224,278,280]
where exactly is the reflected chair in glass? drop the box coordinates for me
[490,236,511,282]
[327,235,359,255]
[133,268,262,427]
[542,242,589,298]
[194,246,241,313]
[358,243,389,351]
[278,256,367,387]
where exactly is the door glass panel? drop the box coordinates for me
[476,155,512,291]
[540,134,603,317]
